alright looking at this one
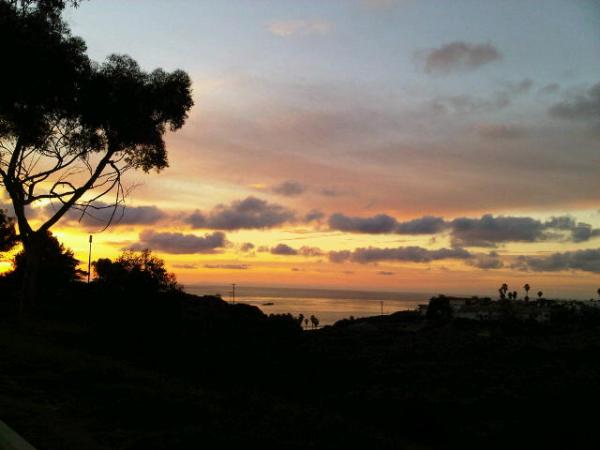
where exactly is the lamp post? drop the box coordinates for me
[87,235,93,284]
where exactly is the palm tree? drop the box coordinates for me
[499,283,508,300]
[537,290,543,300]
[524,283,530,301]
[597,288,600,300]
[512,291,518,300]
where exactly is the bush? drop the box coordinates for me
[93,249,180,294]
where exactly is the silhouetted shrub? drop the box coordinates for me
[1,231,83,300]
[0,209,18,254]
[93,249,180,294]
[426,296,452,321]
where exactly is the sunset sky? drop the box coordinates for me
[3,0,600,298]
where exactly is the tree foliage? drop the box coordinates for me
[0,209,18,254]
[93,249,180,294]
[0,0,193,301]
[0,0,194,236]
[5,231,82,290]
[426,296,452,321]
[0,0,89,149]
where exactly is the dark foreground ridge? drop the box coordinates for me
[3,282,600,449]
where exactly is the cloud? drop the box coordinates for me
[548,82,600,121]
[396,216,447,234]
[328,212,600,245]
[569,223,600,243]
[304,209,325,223]
[329,246,472,264]
[329,213,445,234]
[270,243,298,255]
[450,215,546,247]
[319,188,344,197]
[475,123,527,139]
[422,41,502,74]
[544,216,576,230]
[431,79,532,116]
[54,202,167,228]
[513,249,600,274]
[162,69,600,219]
[186,197,295,230]
[172,263,199,270]
[204,264,250,270]
[430,93,511,114]
[452,215,600,247]
[240,242,255,252]
[272,180,306,196]
[466,252,505,270]
[267,20,332,37]
[502,79,534,95]
[329,250,352,263]
[539,83,560,95]
[299,246,324,257]
[270,244,324,256]
[185,210,207,228]
[329,213,398,234]
[136,230,227,254]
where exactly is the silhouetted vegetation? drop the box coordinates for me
[0,208,18,254]
[2,241,600,448]
[0,0,193,303]
[3,231,82,293]
[2,2,600,449]
[93,249,180,295]
[426,295,452,321]
[3,266,600,449]
[0,231,83,311]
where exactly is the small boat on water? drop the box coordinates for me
[262,302,275,306]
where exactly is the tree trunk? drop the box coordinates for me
[20,232,42,314]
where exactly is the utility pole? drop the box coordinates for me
[232,283,236,304]
[87,235,93,284]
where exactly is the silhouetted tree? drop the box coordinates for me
[6,231,82,300]
[304,318,309,329]
[524,283,530,301]
[297,313,305,328]
[93,249,180,294]
[499,283,508,300]
[427,296,452,321]
[537,291,543,299]
[0,0,193,303]
[597,288,600,300]
[512,291,518,300]
[0,209,18,255]
[310,315,320,329]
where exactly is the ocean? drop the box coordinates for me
[185,285,431,326]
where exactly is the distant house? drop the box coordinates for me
[418,295,581,323]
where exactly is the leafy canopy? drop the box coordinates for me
[0,0,194,238]
[93,249,180,294]
[8,231,82,287]
[0,209,18,253]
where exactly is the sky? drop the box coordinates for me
[3,0,600,298]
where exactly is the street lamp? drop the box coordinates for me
[87,235,93,283]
